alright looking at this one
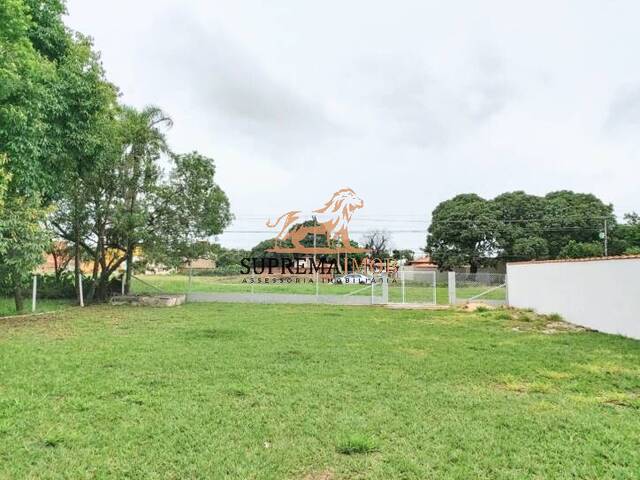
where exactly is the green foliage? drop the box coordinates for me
[427,190,615,267]
[52,109,233,301]
[558,240,603,259]
[36,272,76,299]
[512,236,549,261]
[335,434,378,455]
[542,191,614,258]
[426,194,500,272]
[612,212,640,255]
[392,249,415,261]
[0,195,49,310]
[0,155,10,211]
[494,191,546,259]
[51,35,119,191]
[22,0,69,61]
[250,238,293,259]
[1,2,236,305]
[214,246,251,268]
[151,151,233,265]
[211,264,244,276]
[0,0,56,195]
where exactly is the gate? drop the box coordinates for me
[389,268,437,305]
[450,272,507,306]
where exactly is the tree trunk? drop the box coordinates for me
[96,270,110,301]
[470,263,479,274]
[124,243,133,294]
[53,252,60,281]
[14,287,24,313]
[86,233,102,303]
[74,233,81,303]
[73,194,82,305]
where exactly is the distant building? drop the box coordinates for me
[403,256,438,272]
[401,256,506,274]
[183,258,217,270]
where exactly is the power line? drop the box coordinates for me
[221,226,604,234]
[231,214,613,224]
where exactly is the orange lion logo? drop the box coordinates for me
[266,188,368,253]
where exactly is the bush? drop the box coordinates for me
[37,273,77,299]
[558,241,603,259]
[212,264,243,276]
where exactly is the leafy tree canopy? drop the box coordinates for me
[426,194,500,272]
[426,190,618,269]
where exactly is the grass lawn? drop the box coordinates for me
[1,303,639,478]
[132,274,507,305]
[0,298,73,318]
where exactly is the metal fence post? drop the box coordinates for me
[382,273,389,304]
[32,275,37,313]
[78,273,84,307]
[448,271,456,305]
[371,279,374,304]
[432,271,437,306]
[505,274,509,306]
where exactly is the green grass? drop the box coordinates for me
[0,298,73,318]
[132,274,507,304]
[335,434,379,455]
[1,303,639,478]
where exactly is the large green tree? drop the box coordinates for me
[115,106,173,294]
[2,1,235,306]
[1,0,121,307]
[0,0,79,310]
[541,191,614,258]
[426,194,500,272]
[425,190,616,269]
[52,128,233,301]
[148,151,233,271]
[493,191,547,261]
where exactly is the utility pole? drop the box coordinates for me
[604,218,608,257]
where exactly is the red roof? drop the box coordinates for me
[406,256,437,267]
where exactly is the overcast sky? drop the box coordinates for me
[65,0,640,252]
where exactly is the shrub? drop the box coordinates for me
[213,264,243,276]
[335,434,378,455]
[493,311,512,321]
[546,313,564,322]
[37,273,77,299]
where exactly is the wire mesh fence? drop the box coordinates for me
[126,269,507,306]
[389,269,437,304]
[453,272,507,305]
[133,268,387,305]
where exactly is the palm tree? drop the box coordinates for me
[117,106,173,294]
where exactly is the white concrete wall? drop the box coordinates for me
[507,257,640,340]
